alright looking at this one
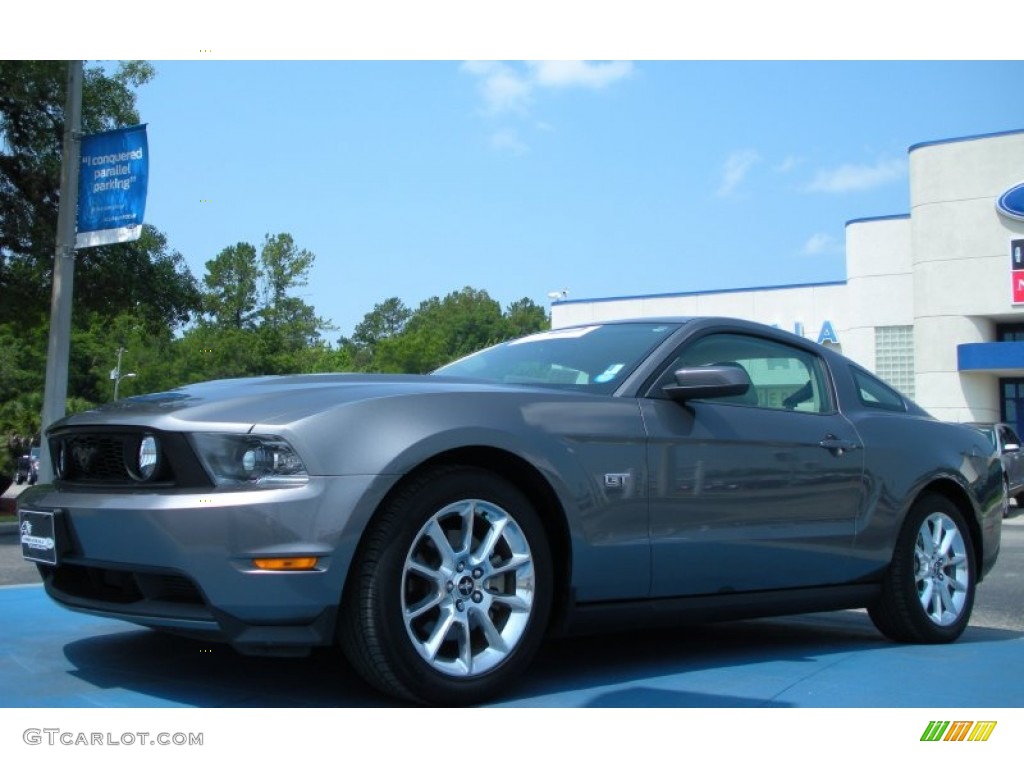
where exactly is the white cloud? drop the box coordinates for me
[460,61,500,77]
[528,61,633,89]
[802,233,836,256]
[490,129,529,155]
[717,150,761,197]
[461,61,532,115]
[775,155,801,173]
[804,158,906,193]
[461,60,632,116]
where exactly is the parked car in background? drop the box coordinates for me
[14,454,36,485]
[967,422,1024,516]
[15,456,30,485]
[18,317,1004,704]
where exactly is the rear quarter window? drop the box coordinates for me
[852,368,907,412]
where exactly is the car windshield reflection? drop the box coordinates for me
[433,322,680,393]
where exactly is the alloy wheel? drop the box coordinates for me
[914,511,970,626]
[401,498,535,677]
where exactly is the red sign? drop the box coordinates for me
[1013,240,1024,304]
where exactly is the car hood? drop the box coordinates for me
[52,373,520,432]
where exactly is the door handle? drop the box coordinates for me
[819,434,860,455]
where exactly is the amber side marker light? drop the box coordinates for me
[252,557,319,571]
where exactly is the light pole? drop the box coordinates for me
[111,347,137,400]
[39,61,83,483]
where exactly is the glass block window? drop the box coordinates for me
[875,326,915,399]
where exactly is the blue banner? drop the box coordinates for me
[76,124,148,249]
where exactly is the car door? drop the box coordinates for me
[999,423,1024,494]
[639,331,865,597]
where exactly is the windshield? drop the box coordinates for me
[433,322,680,394]
[968,424,996,449]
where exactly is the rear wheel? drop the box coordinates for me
[869,494,975,643]
[340,465,552,704]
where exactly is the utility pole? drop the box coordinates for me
[39,61,83,484]
[112,346,124,400]
[112,347,136,400]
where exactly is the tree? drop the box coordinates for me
[504,297,549,338]
[202,242,260,330]
[341,297,412,370]
[259,233,314,317]
[257,233,327,372]
[375,287,507,373]
[0,61,185,329]
[0,61,204,452]
[0,322,46,456]
[352,297,412,346]
[176,233,329,380]
[73,225,201,335]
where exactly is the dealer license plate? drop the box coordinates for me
[19,508,58,565]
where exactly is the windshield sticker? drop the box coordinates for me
[594,363,625,384]
[510,326,599,345]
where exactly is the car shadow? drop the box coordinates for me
[58,610,1023,708]
[514,614,1021,706]
[61,631,397,707]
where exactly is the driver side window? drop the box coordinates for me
[657,332,832,413]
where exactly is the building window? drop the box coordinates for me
[875,326,915,399]
[997,324,1024,342]
[1002,379,1024,438]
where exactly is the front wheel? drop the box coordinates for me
[869,494,976,644]
[340,466,552,704]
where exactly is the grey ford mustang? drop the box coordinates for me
[19,317,1003,704]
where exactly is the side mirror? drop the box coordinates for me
[663,365,752,403]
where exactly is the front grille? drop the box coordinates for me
[61,434,132,482]
[48,427,213,489]
[49,564,207,606]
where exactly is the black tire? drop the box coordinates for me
[869,494,976,644]
[339,465,552,705]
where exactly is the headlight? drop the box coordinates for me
[129,434,160,481]
[55,442,67,479]
[190,434,309,488]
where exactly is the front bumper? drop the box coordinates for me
[18,474,392,655]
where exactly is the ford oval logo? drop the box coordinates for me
[997,181,1024,222]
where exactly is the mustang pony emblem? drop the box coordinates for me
[72,443,97,471]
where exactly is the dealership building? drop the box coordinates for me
[551,128,1024,435]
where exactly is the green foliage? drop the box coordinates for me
[0,61,178,331]
[339,297,412,370]
[74,225,201,334]
[0,321,46,452]
[0,445,12,487]
[368,289,549,374]
[203,242,260,330]
[179,232,330,380]
[505,297,549,338]
[0,60,199,449]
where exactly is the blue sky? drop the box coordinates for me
[127,60,1024,338]
[11,4,1021,339]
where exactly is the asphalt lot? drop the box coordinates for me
[1,483,1022,707]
